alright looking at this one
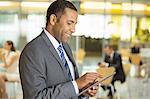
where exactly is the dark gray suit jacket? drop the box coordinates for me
[19,31,84,99]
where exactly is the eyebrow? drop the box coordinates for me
[68,20,77,24]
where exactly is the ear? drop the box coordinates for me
[49,14,57,26]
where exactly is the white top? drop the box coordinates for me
[0,50,19,73]
[44,28,79,94]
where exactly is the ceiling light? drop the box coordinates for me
[81,1,112,10]
[146,6,150,11]
[122,3,145,11]
[21,2,50,8]
[122,3,132,10]
[132,3,145,11]
[0,1,12,6]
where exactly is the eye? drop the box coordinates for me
[67,22,72,25]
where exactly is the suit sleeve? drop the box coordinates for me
[109,54,122,70]
[19,47,77,99]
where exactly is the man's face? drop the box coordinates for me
[104,47,112,56]
[53,8,78,43]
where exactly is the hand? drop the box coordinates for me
[1,53,5,61]
[100,62,109,67]
[76,72,100,90]
[0,50,3,58]
[99,63,106,68]
[84,84,99,97]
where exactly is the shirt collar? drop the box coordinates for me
[44,28,62,49]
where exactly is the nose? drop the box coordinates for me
[70,24,75,33]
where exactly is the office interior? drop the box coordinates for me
[0,0,150,99]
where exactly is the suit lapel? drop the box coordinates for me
[40,31,68,79]
[63,43,79,79]
[112,52,116,63]
[63,43,76,66]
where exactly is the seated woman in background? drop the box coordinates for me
[0,40,20,80]
[0,40,20,99]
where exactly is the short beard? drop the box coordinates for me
[52,27,62,43]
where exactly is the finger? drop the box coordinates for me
[84,78,98,84]
[86,72,100,77]
[89,93,95,97]
[87,89,97,97]
[87,90,94,97]
[85,75,99,79]
[85,74,100,81]
[86,72,98,74]
[92,86,97,90]
[91,85,99,90]
[90,89,97,94]
[88,89,91,93]
[81,73,101,87]
[88,89,97,93]
[85,77,98,82]
[83,72,99,79]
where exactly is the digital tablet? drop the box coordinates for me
[78,72,116,96]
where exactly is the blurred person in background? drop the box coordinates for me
[99,44,125,98]
[129,40,143,77]
[131,40,140,54]
[0,75,7,98]
[0,40,20,99]
[0,40,19,73]
[130,40,143,66]
[19,0,100,99]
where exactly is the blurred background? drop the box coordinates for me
[0,0,150,99]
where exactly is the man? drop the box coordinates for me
[130,42,143,66]
[101,44,125,97]
[19,0,100,99]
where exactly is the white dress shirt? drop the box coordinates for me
[44,28,79,94]
[110,51,114,60]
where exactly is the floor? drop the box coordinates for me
[6,77,150,99]
[5,57,150,99]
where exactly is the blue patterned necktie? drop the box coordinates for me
[57,44,73,81]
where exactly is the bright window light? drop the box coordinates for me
[0,1,12,6]
[81,1,112,10]
[122,3,145,11]
[21,2,50,8]
[122,3,132,10]
[132,3,145,11]
[146,6,150,11]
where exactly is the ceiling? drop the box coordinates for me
[0,0,150,15]
[0,0,149,3]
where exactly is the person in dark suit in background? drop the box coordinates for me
[131,45,140,54]
[19,0,100,99]
[130,42,143,65]
[100,44,125,98]
[131,40,141,54]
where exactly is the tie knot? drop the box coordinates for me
[57,44,63,54]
